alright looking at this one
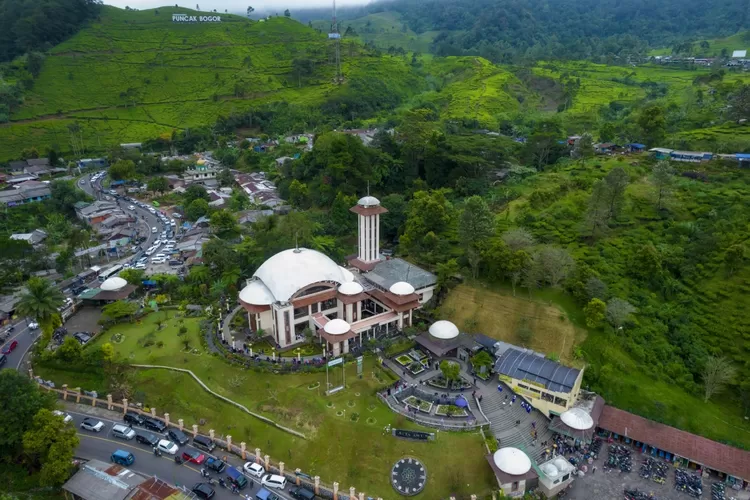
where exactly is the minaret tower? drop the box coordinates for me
[349,193,388,270]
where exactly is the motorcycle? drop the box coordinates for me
[200,469,210,478]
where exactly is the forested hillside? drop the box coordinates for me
[315,0,750,62]
[0,0,100,61]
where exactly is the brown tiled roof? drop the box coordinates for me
[337,291,369,304]
[598,405,750,480]
[346,256,378,272]
[367,288,419,312]
[349,204,388,216]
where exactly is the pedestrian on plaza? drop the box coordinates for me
[592,466,597,474]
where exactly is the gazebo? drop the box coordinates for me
[485,447,538,497]
[547,395,605,443]
[414,320,476,360]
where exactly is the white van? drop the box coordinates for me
[260,474,287,490]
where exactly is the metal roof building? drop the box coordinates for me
[62,460,145,500]
[494,348,581,394]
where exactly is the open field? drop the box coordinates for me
[441,283,583,363]
[649,30,750,57]
[35,311,496,498]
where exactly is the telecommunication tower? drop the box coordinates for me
[328,0,343,83]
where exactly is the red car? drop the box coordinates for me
[1,340,18,355]
[182,450,206,465]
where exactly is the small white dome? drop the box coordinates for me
[338,282,364,296]
[324,319,351,335]
[560,407,594,430]
[339,266,354,283]
[553,458,571,472]
[493,448,532,476]
[100,277,127,291]
[541,463,559,477]
[239,279,275,305]
[358,195,380,207]
[389,281,415,296]
[429,320,459,340]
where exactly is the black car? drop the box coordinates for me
[0,354,6,367]
[192,435,215,452]
[167,428,189,446]
[289,486,317,500]
[135,431,160,447]
[191,483,215,499]
[144,417,167,432]
[124,411,145,426]
[205,457,226,473]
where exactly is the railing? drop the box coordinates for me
[377,392,488,432]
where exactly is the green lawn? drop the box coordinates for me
[35,312,496,498]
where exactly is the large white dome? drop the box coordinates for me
[389,281,415,296]
[493,448,531,476]
[429,320,459,340]
[357,195,380,207]
[338,282,364,296]
[324,319,351,335]
[253,248,346,302]
[560,407,594,430]
[239,279,275,305]
[100,276,127,291]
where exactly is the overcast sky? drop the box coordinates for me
[105,0,372,13]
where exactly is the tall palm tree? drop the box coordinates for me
[16,278,65,331]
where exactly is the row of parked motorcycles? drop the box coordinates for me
[675,468,702,498]
[624,489,658,500]
[639,457,668,484]
[606,444,633,473]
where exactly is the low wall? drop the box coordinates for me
[32,373,382,500]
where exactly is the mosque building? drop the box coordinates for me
[238,195,436,356]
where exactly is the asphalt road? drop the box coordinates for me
[1,321,41,372]
[79,172,170,267]
[66,409,298,500]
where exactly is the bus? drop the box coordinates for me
[98,264,123,283]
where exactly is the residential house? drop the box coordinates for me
[0,184,51,206]
[626,143,646,152]
[594,143,618,154]
[255,190,285,207]
[75,201,120,225]
[236,209,273,224]
[10,229,48,246]
[649,147,674,160]
[6,173,39,185]
[670,151,713,163]
[275,156,294,167]
[184,164,219,184]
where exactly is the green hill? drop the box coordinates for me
[650,30,750,57]
[0,6,416,161]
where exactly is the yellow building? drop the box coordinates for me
[494,347,584,417]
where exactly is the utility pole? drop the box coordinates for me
[329,0,342,84]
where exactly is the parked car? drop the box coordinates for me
[243,462,265,478]
[136,432,160,447]
[28,322,39,329]
[261,474,286,490]
[80,418,105,432]
[181,450,206,465]
[289,487,317,500]
[73,332,92,344]
[1,340,18,354]
[144,417,167,432]
[0,354,6,367]
[112,424,136,440]
[226,466,249,490]
[128,205,135,210]
[124,411,145,426]
[151,227,157,233]
[191,483,215,499]
[205,457,226,473]
[156,439,178,455]
[166,429,189,446]
[52,410,73,424]
[256,488,281,500]
[192,435,215,452]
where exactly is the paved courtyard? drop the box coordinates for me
[565,445,747,500]
[63,306,103,335]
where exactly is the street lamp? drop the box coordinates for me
[248,342,253,357]
[272,348,276,362]
[295,347,302,362]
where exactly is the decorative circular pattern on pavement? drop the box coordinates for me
[391,457,427,496]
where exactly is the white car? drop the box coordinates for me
[157,439,179,455]
[170,220,176,226]
[128,205,135,210]
[151,258,166,264]
[153,239,162,247]
[28,322,39,330]
[134,263,147,270]
[80,418,105,432]
[261,474,287,490]
[243,462,266,478]
[53,410,73,424]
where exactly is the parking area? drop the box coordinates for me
[146,261,183,275]
[566,445,742,500]
[63,307,103,335]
